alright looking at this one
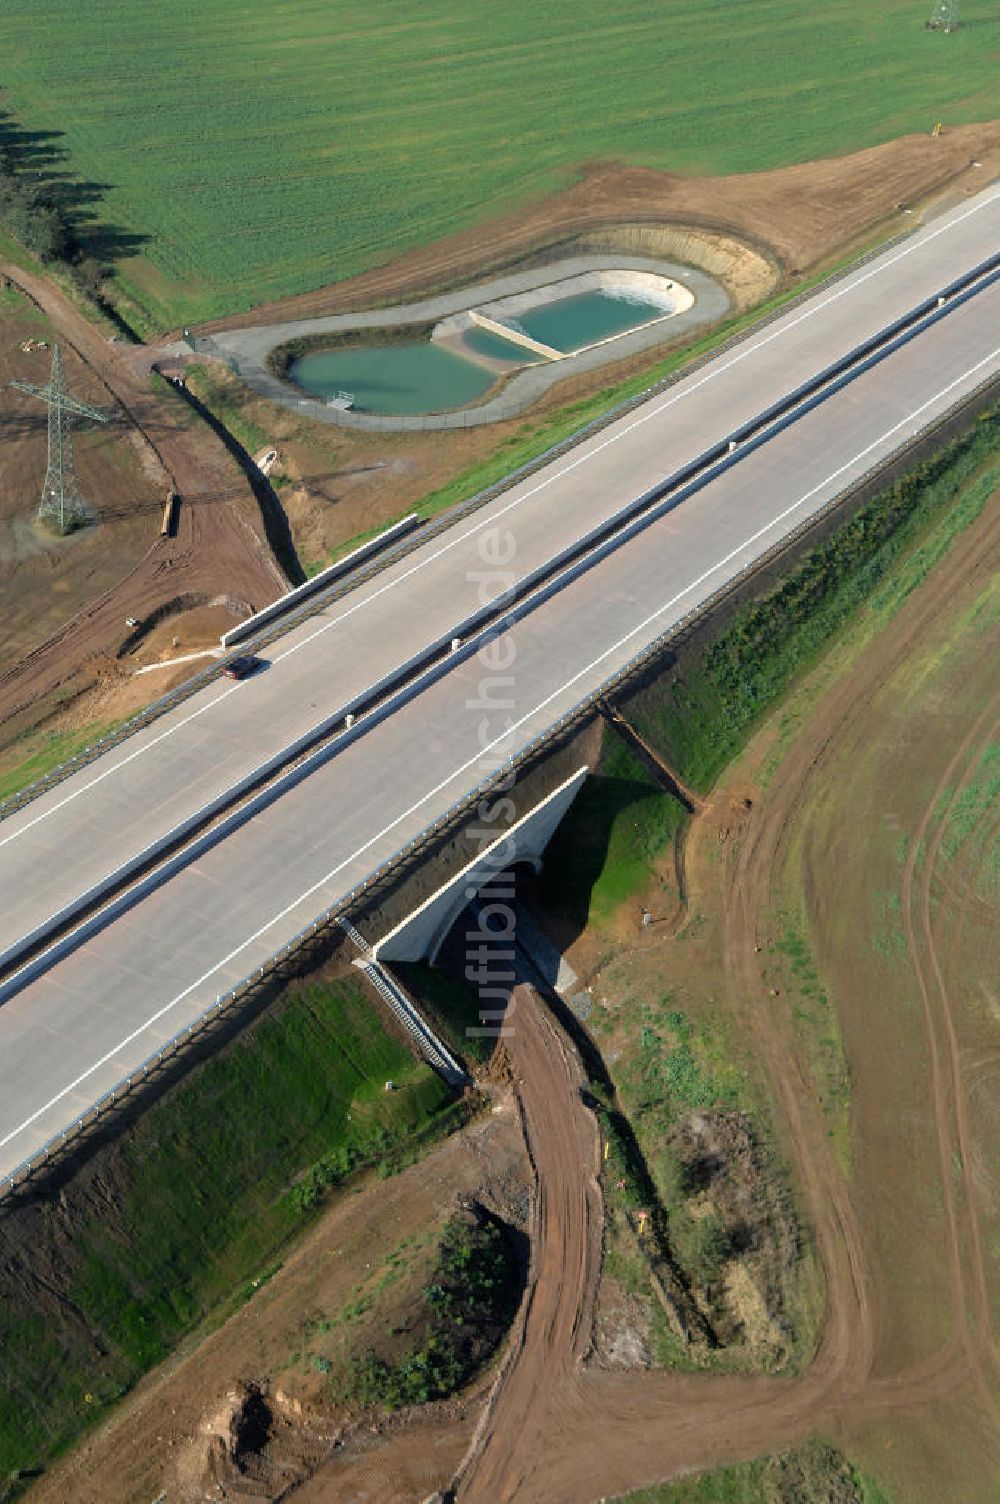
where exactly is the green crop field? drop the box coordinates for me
[0,0,996,327]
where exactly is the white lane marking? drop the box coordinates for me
[0,681,240,851]
[2,189,997,856]
[3,340,996,1160]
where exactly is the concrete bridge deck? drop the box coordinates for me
[2,189,996,976]
[0,186,997,1184]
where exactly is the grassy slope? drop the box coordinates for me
[0,721,117,804]
[621,1439,893,1503]
[543,732,685,929]
[540,403,1000,930]
[0,977,457,1480]
[393,960,497,1067]
[1,0,996,323]
[626,405,1000,796]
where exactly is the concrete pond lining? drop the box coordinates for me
[197,256,729,431]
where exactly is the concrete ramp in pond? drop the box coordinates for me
[466,309,562,361]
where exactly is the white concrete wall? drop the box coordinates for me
[475,267,694,324]
[430,268,696,364]
[372,768,588,964]
[466,309,562,360]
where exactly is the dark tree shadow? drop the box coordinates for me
[0,108,66,172]
[164,376,305,584]
[0,102,148,272]
[41,173,149,264]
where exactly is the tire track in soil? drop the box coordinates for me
[930,801,1000,922]
[0,265,286,726]
[453,983,604,1503]
[443,499,999,1502]
[940,811,1000,1232]
[900,686,1000,1420]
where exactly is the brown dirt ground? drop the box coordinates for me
[26,1096,530,1504]
[453,984,604,1502]
[173,361,500,578]
[0,264,286,758]
[20,492,999,1502]
[122,603,235,667]
[0,292,165,668]
[189,126,1000,334]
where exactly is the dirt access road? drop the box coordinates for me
[454,986,604,1502]
[0,266,285,732]
[445,502,1000,1502]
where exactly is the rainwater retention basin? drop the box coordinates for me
[288,341,501,416]
[469,267,691,354]
[471,269,694,356]
[286,268,694,417]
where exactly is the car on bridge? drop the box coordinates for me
[222,654,264,681]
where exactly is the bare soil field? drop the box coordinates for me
[0,265,285,771]
[24,1097,530,1504]
[0,291,165,668]
[175,359,498,579]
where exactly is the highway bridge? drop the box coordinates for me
[0,185,998,1187]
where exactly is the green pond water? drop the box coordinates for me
[289,288,673,415]
[290,341,498,415]
[506,290,669,353]
[462,325,540,364]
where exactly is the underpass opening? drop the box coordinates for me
[433,860,539,1047]
[371,767,588,971]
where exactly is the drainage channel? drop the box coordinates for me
[2,256,995,997]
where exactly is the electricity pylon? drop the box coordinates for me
[927,0,958,30]
[10,343,108,533]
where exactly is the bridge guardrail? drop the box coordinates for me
[5,255,996,986]
[0,218,931,823]
[219,514,420,648]
[3,368,996,1204]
